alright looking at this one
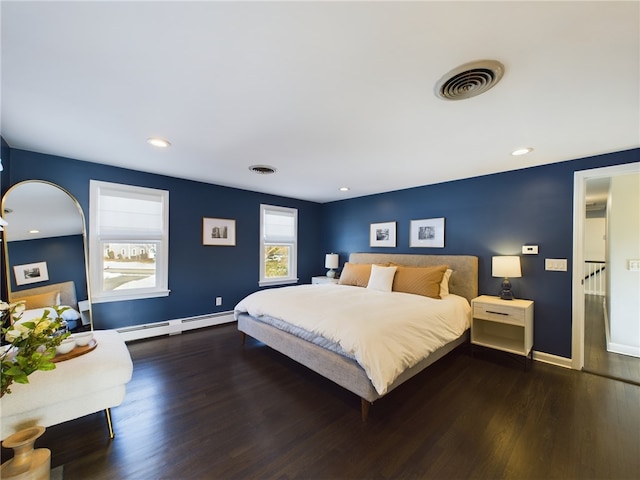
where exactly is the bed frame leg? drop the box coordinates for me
[240,332,246,346]
[361,398,371,422]
[105,408,115,439]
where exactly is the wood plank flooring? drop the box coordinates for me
[583,294,640,385]
[3,323,639,479]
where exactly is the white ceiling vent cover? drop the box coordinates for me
[436,60,505,100]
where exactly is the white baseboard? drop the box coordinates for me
[533,350,572,369]
[606,342,640,358]
[117,311,235,342]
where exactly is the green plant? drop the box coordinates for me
[0,302,70,397]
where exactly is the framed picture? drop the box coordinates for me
[370,221,396,248]
[410,217,445,248]
[203,217,236,246]
[14,261,49,286]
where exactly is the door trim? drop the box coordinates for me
[572,162,640,370]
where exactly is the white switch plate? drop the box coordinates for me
[215,296,222,306]
[629,260,640,271]
[522,245,538,254]
[545,258,568,271]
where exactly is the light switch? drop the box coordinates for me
[545,258,568,271]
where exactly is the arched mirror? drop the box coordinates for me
[2,181,92,331]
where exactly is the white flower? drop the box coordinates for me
[4,324,30,342]
[0,301,9,312]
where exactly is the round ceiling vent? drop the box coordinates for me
[435,60,505,100]
[249,165,277,175]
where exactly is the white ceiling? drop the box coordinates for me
[1,1,639,203]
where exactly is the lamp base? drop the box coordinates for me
[499,277,514,300]
[326,269,336,279]
[499,290,515,300]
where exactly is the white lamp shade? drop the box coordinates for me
[325,253,339,269]
[492,256,522,278]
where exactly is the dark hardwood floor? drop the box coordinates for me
[583,294,640,385]
[4,323,639,479]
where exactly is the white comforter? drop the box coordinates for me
[234,284,471,395]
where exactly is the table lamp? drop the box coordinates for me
[325,253,339,278]
[492,256,522,300]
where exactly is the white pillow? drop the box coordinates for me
[367,265,397,292]
[440,269,453,297]
[16,306,80,324]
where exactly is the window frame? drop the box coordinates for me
[259,204,298,287]
[89,180,170,303]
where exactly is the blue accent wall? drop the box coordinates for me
[320,148,639,358]
[4,148,323,330]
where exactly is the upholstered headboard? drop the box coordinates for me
[9,281,78,310]
[348,253,478,302]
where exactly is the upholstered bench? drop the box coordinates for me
[0,330,133,440]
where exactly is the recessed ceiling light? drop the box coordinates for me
[339,187,350,192]
[511,147,533,156]
[29,229,40,234]
[147,137,171,148]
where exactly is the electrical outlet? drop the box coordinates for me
[522,245,538,254]
[215,297,222,306]
[545,258,568,271]
[629,260,640,271]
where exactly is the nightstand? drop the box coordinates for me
[311,276,339,285]
[471,295,534,368]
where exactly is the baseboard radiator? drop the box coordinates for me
[117,311,235,342]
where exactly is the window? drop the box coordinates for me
[260,204,298,286]
[89,180,169,303]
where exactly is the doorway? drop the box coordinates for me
[572,162,640,384]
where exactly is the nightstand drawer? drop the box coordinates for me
[473,302,525,324]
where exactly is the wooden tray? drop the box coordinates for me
[53,338,98,363]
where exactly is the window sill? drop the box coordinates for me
[92,289,171,304]
[258,278,299,288]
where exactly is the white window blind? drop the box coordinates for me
[96,188,164,238]
[263,209,296,242]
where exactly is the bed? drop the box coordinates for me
[235,253,478,421]
[8,281,83,331]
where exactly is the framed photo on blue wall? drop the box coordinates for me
[203,217,236,246]
[410,217,445,248]
[14,261,49,286]
[370,221,396,247]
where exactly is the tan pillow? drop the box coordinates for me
[392,265,448,299]
[338,263,372,287]
[13,290,61,310]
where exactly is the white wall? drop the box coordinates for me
[607,173,640,357]
[585,217,606,261]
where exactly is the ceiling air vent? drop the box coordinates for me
[436,60,504,100]
[249,165,277,175]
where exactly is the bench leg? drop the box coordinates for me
[105,408,115,439]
